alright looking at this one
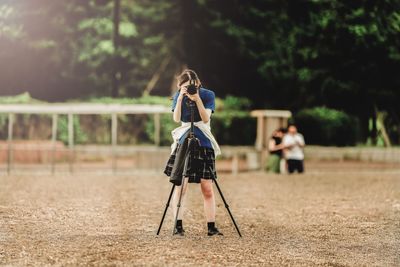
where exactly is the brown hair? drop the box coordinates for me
[177,69,202,88]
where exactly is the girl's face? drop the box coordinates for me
[274,131,283,138]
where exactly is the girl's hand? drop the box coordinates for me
[178,88,187,100]
[186,92,200,102]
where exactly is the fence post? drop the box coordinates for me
[51,114,58,175]
[68,113,74,174]
[154,113,160,146]
[111,113,118,173]
[255,116,264,151]
[232,152,239,175]
[7,113,14,175]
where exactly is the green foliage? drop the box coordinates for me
[0,93,85,144]
[0,92,43,104]
[214,96,256,145]
[0,0,180,98]
[218,95,252,111]
[57,116,88,145]
[203,0,400,144]
[294,107,360,146]
[145,113,176,146]
[0,93,45,139]
[71,95,172,145]
[213,112,256,145]
[86,95,170,106]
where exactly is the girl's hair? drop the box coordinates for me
[177,69,202,88]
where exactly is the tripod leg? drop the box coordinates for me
[172,177,186,235]
[157,184,175,235]
[212,178,242,237]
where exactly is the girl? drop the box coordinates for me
[164,69,222,236]
[267,128,285,173]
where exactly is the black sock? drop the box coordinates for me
[207,222,215,230]
[176,220,183,228]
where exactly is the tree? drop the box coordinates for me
[112,0,121,97]
[0,0,184,99]
[200,0,400,142]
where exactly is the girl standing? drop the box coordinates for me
[267,128,285,173]
[164,69,222,236]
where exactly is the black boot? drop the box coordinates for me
[173,220,185,236]
[207,222,223,236]
[173,227,185,236]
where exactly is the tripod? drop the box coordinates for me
[156,99,242,237]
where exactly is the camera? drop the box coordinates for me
[187,84,198,95]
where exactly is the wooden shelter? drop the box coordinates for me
[251,109,292,150]
[250,110,292,167]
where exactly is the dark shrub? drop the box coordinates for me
[294,107,360,146]
[212,111,256,145]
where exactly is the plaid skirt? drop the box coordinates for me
[164,145,217,184]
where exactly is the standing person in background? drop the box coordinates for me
[266,128,285,173]
[282,125,305,174]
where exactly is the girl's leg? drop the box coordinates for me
[201,179,222,236]
[200,179,215,222]
[172,178,189,221]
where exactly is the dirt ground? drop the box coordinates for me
[0,161,399,266]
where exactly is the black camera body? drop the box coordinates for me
[187,83,198,95]
[186,77,199,95]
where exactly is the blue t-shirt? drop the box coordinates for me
[172,88,216,148]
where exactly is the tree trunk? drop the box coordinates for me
[371,108,377,145]
[111,0,121,98]
[143,57,171,96]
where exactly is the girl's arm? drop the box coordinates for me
[269,140,285,151]
[173,89,187,123]
[194,96,212,123]
[268,139,277,151]
[186,92,212,123]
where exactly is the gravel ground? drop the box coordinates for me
[0,161,399,266]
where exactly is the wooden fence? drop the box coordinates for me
[0,103,170,175]
[1,104,398,175]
